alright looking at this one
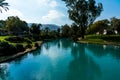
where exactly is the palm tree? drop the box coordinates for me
[0,0,9,13]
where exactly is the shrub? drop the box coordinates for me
[34,43,39,48]
[0,42,17,55]
[100,35,120,42]
[5,36,32,43]
[25,44,32,49]
[71,35,78,41]
[5,36,24,43]
[16,44,25,52]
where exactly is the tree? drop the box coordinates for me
[30,23,41,35]
[5,16,29,34]
[110,17,120,34]
[44,27,50,35]
[62,0,103,38]
[62,24,70,37]
[57,28,60,37]
[87,19,109,34]
[69,23,80,40]
[30,23,41,41]
[0,0,9,13]
[70,23,79,36]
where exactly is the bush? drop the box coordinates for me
[34,43,39,48]
[0,42,17,55]
[71,35,78,41]
[24,38,32,44]
[25,44,32,49]
[5,36,32,43]
[16,44,25,52]
[100,35,120,42]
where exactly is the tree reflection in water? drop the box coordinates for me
[67,43,101,80]
[86,44,120,60]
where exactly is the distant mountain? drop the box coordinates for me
[28,23,61,31]
[41,24,60,31]
[28,23,33,27]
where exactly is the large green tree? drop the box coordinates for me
[30,23,41,41]
[62,0,103,38]
[30,23,41,35]
[110,17,120,34]
[87,19,109,34]
[0,0,9,13]
[62,24,70,37]
[5,16,29,34]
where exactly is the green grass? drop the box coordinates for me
[0,36,9,41]
[0,36,42,48]
[78,35,120,45]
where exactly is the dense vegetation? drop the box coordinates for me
[0,0,120,56]
[87,17,120,35]
[62,0,103,38]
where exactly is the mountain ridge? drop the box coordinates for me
[28,23,61,31]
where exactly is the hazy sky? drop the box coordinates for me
[0,0,120,25]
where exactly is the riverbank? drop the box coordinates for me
[78,35,120,46]
[0,41,42,63]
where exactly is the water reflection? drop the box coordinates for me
[61,39,72,49]
[67,43,101,80]
[31,48,41,57]
[86,44,120,60]
[0,63,9,80]
[0,39,120,80]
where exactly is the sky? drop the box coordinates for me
[0,0,120,26]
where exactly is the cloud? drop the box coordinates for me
[0,0,71,25]
[36,0,57,8]
[41,10,64,23]
[49,1,57,8]
[0,8,23,20]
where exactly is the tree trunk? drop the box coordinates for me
[81,26,85,39]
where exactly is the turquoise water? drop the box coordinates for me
[0,39,120,80]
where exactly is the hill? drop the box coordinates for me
[28,23,60,31]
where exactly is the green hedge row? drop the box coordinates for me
[5,36,32,44]
[0,41,25,56]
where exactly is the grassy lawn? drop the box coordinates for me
[78,35,120,45]
[0,36,26,46]
[0,36,42,47]
[0,36,9,41]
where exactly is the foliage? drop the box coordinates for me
[5,16,29,34]
[30,23,41,41]
[62,24,70,38]
[57,28,60,37]
[70,23,80,40]
[34,43,39,48]
[0,0,9,13]
[79,35,120,45]
[49,30,58,39]
[100,35,120,42]
[0,42,17,55]
[44,27,50,36]
[87,19,109,34]
[110,17,120,34]
[15,44,25,52]
[30,23,41,35]
[5,36,32,43]
[25,44,32,49]
[63,0,103,38]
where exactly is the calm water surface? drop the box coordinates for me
[0,39,120,80]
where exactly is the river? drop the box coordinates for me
[0,39,120,80]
